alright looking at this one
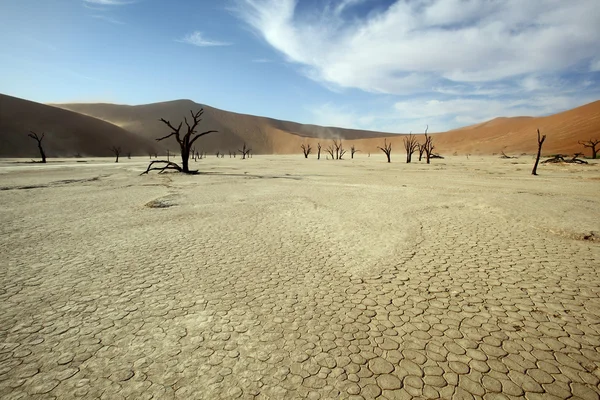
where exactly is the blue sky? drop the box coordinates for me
[1,0,599,132]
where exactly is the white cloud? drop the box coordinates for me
[83,0,136,5]
[92,14,125,25]
[234,0,600,95]
[177,31,232,47]
[309,93,600,133]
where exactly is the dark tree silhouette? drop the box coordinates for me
[110,146,121,163]
[332,139,346,159]
[378,139,392,163]
[403,132,419,163]
[239,143,251,159]
[317,143,322,160]
[579,138,599,159]
[301,144,312,158]
[350,145,359,159]
[127,151,131,159]
[423,130,435,164]
[143,109,217,174]
[532,129,546,175]
[28,131,46,163]
[418,143,425,161]
[326,143,335,159]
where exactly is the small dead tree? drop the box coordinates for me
[339,144,347,159]
[301,143,312,158]
[378,139,392,163]
[579,138,599,159]
[143,109,217,174]
[350,145,359,159]
[403,132,419,163]
[28,131,47,163]
[110,146,121,163]
[317,143,322,160]
[239,143,251,159]
[423,131,435,164]
[326,144,335,160]
[216,151,220,158]
[331,139,346,160]
[127,151,131,159]
[532,129,546,175]
[418,143,425,161]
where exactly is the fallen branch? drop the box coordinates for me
[140,160,197,175]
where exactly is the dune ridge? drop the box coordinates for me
[1,93,599,158]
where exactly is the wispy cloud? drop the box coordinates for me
[234,0,600,94]
[236,0,600,130]
[177,31,232,47]
[92,14,125,25]
[83,0,136,5]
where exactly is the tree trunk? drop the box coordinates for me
[386,153,391,163]
[532,129,546,175]
[38,143,46,163]
[180,143,190,173]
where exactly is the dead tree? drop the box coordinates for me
[403,132,419,163]
[423,131,435,164]
[338,144,347,159]
[350,145,359,159]
[542,154,588,164]
[378,139,392,163]
[216,151,220,158]
[532,129,546,175]
[110,146,121,163]
[579,138,599,159]
[143,109,217,174]
[317,143,322,160]
[333,139,341,159]
[28,131,46,163]
[418,143,425,161]
[127,151,131,159]
[239,143,251,159]
[326,144,335,160]
[301,144,312,158]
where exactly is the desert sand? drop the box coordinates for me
[3,93,600,159]
[0,155,599,399]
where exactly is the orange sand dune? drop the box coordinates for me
[0,94,158,158]
[57,98,600,157]
[2,93,598,158]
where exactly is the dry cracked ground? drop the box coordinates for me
[0,155,599,400]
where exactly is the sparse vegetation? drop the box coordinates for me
[325,139,346,160]
[423,128,435,164]
[532,129,546,175]
[301,143,312,158]
[142,109,217,174]
[378,138,392,163]
[542,154,587,164]
[579,138,599,159]
[110,146,121,163]
[239,143,251,159]
[28,131,46,163]
[403,132,419,163]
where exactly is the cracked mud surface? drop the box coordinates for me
[0,156,599,399]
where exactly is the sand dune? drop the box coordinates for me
[2,92,599,158]
[0,94,158,158]
[57,98,600,157]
